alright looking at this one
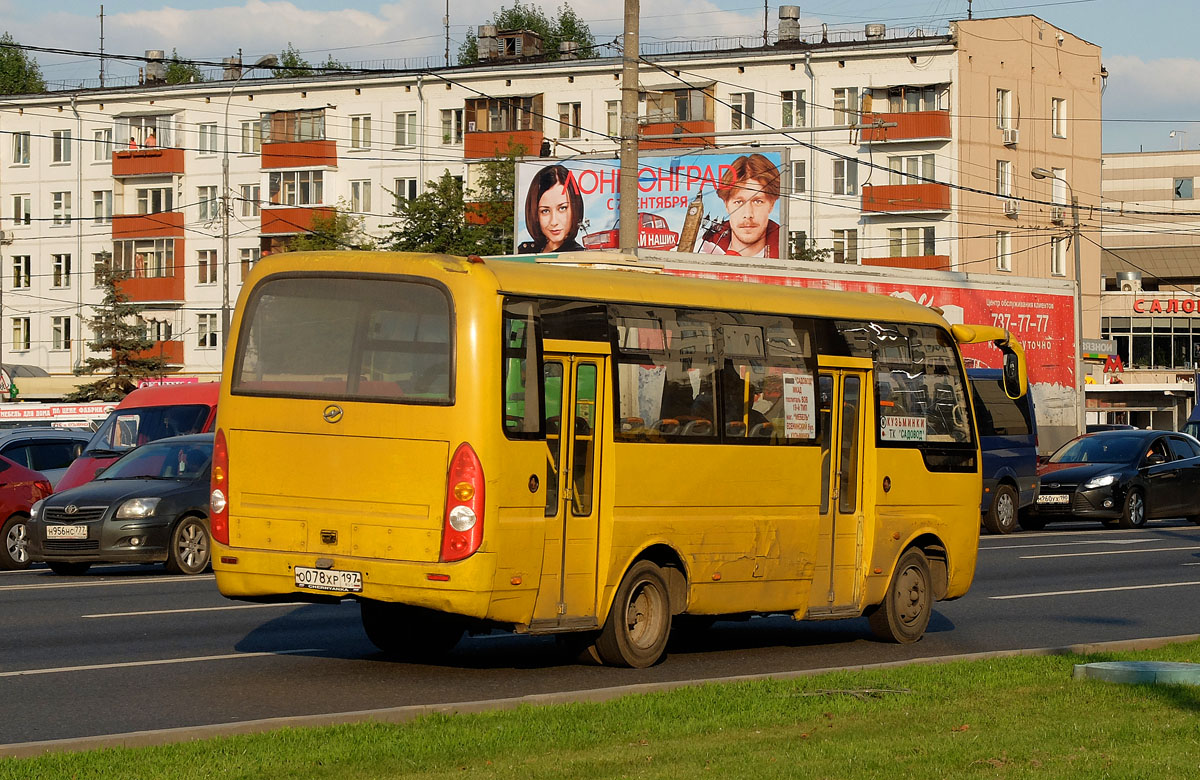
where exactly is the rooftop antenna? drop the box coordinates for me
[763,0,768,46]
[967,0,973,20]
[98,4,106,86]
[444,0,450,67]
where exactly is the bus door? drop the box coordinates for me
[531,341,608,631]
[811,359,871,615]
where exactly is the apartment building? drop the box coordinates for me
[0,13,1101,393]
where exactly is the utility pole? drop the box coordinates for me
[618,0,639,255]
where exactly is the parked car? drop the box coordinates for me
[0,428,92,488]
[1021,429,1200,530]
[56,383,218,492]
[969,368,1039,534]
[27,434,213,576]
[0,457,54,570]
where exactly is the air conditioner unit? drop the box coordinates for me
[1121,280,1142,292]
[1002,127,1019,146]
[1002,198,1020,217]
[1050,206,1065,224]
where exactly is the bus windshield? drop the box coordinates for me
[83,404,212,455]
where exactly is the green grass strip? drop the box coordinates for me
[6,640,1200,779]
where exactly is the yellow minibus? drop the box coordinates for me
[212,251,1026,667]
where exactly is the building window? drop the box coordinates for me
[241,120,263,154]
[240,184,261,217]
[393,178,418,211]
[52,316,72,351]
[11,256,30,289]
[197,313,218,349]
[832,157,857,195]
[867,85,945,113]
[143,318,173,342]
[1052,98,1067,138]
[52,192,71,225]
[558,102,581,139]
[996,88,1013,129]
[441,109,463,144]
[240,247,261,280]
[1051,236,1067,277]
[781,90,806,127]
[606,100,620,137]
[832,229,858,263]
[93,128,113,162]
[730,92,755,130]
[198,185,219,221]
[1174,178,1194,200]
[52,130,72,163]
[197,249,217,284]
[196,123,218,154]
[11,132,30,165]
[350,115,372,149]
[888,227,937,257]
[996,231,1012,272]
[137,187,174,214]
[788,231,808,258]
[113,238,174,278]
[394,112,417,146]
[11,195,30,227]
[888,154,935,185]
[11,318,29,351]
[791,160,806,194]
[121,115,172,148]
[1052,167,1068,205]
[92,252,110,285]
[833,88,858,125]
[261,109,325,143]
[464,95,542,133]
[995,159,1012,197]
[92,190,112,224]
[51,254,72,288]
[350,179,372,213]
[268,170,324,206]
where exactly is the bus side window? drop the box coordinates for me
[544,361,564,516]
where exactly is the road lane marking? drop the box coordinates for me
[0,575,214,591]
[984,539,1157,551]
[991,581,1200,599]
[83,602,312,618]
[0,648,325,678]
[1020,545,1200,560]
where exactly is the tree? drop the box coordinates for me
[165,48,206,85]
[273,42,311,78]
[789,237,831,263]
[384,171,494,255]
[0,32,45,94]
[66,261,167,402]
[319,54,348,74]
[289,206,376,251]
[471,147,520,254]
[458,2,596,65]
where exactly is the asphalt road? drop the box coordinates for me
[3,519,1200,748]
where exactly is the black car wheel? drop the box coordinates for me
[0,513,30,570]
[983,484,1019,534]
[1119,488,1146,529]
[165,515,211,575]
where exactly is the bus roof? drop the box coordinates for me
[116,382,220,409]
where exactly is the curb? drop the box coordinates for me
[3,632,1197,759]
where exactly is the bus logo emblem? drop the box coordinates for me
[323,405,343,423]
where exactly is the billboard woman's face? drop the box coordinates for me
[537,185,574,251]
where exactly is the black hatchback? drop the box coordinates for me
[1022,429,1200,530]
[27,434,213,576]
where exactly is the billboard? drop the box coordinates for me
[514,150,787,258]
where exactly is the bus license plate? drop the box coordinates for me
[294,566,362,593]
[1037,494,1071,505]
[46,524,87,539]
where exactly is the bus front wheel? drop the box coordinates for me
[360,601,463,661]
[868,548,932,644]
[594,561,672,668]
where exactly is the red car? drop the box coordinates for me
[0,456,54,569]
[582,213,680,251]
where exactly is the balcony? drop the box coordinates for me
[464,129,543,159]
[863,255,950,271]
[113,212,185,240]
[639,120,715,150]
[260,206,334,236]
[129,340,184,365]
[261,140,338,169]
[860,111,951,143]
[118,270,185,304]
[112,147,185,177]
[861,183,951,214]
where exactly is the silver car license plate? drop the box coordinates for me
[294,566,363,593]
[45,524,88,539]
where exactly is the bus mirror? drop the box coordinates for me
[1000,347,1027,400]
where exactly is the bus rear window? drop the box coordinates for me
[233,276,453,404]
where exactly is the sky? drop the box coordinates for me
[0,0,1191,153]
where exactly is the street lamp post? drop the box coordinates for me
[222,53,278,357]
[1032,166,1085,436]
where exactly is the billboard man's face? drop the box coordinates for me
[723,178,777,254]
[537,185,574,251]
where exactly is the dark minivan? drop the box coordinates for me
[969,368,1039,534]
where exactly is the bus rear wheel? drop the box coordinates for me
[360,601,463,661]
[868,547,932,644]
[594,561,672,668]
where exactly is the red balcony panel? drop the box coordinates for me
[863,255,950,271]
[112,147,186,177]
[639,120,716,150]
[261,139,338,169]
[860,111,951,143]
[260,206,334,236]
[464,130,543,159]
[861,183,951,213]
[128,340,184,365]
[112,211,185,239]
[117,243,185,304]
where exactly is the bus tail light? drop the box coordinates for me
[211,427,230,546]
[440,442,484,562]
